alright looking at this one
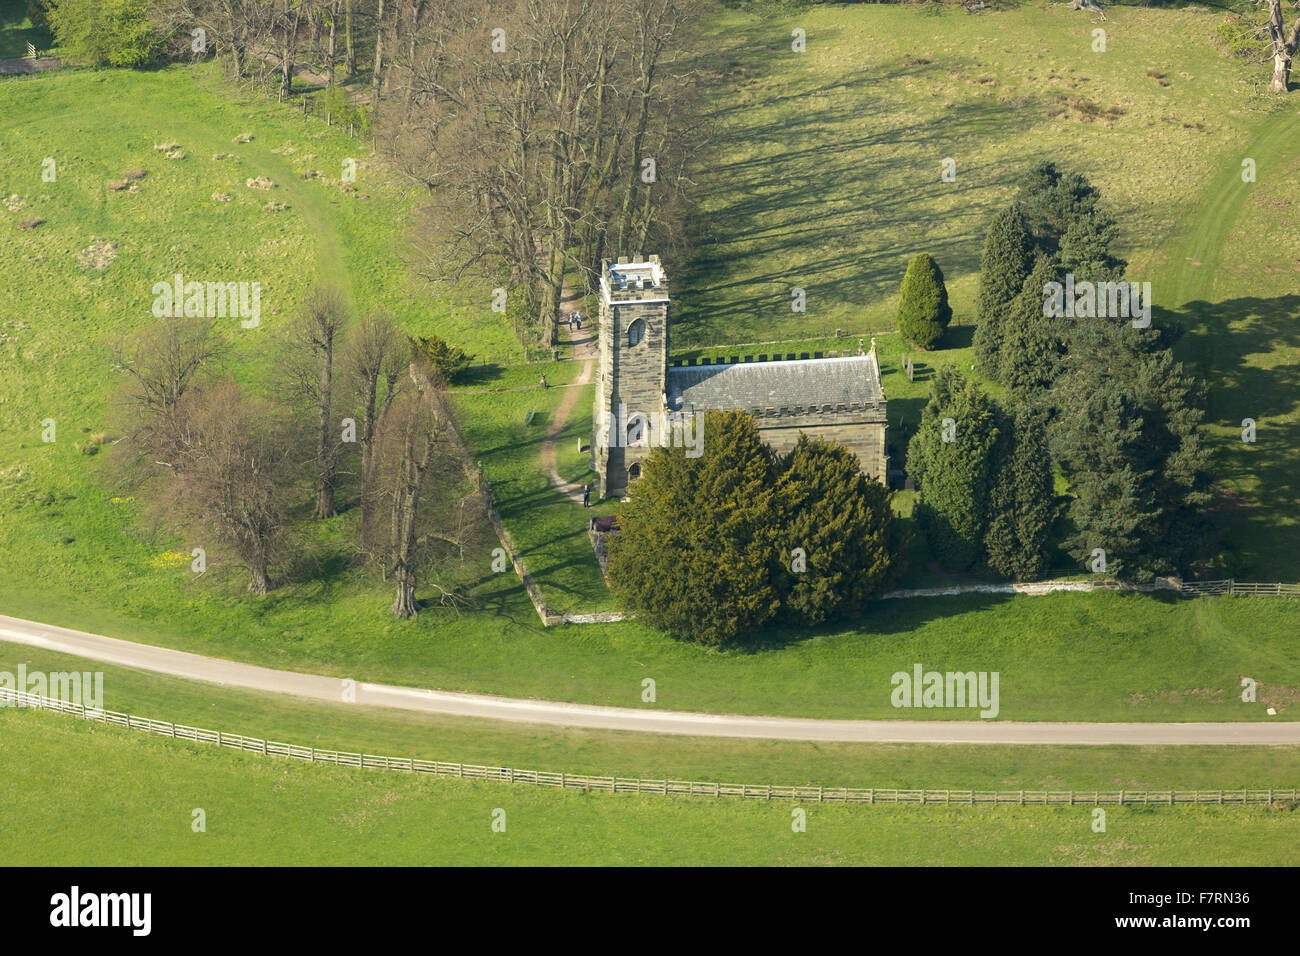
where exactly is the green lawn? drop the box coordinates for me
[1150,110,1300,580]
[0,65,558,664]
[6,640,1300,790]
[4,708,1297,866]
[679,3,1278,343]
[451,361,616,614]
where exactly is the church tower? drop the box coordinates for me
[592,255,669,498]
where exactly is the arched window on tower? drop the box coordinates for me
[628,463,642,481]
[627,318,645,347]
[627,417,646,447]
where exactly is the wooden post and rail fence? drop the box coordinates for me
[3,688,1294,809]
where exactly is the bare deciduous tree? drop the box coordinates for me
[109,315,222,481]
[372,0,387,104]
[343,308,405,541]
[163,381,291,595]
[154,0,276,80]
[384,0,707,349]
[367,359,483,617]
[274,0,304,98]
[344,0,357,77]
[282,285,349,519]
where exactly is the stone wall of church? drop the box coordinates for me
[751,407,889,481]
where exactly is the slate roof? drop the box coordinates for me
[667,354,883,411]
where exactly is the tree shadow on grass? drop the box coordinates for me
[278,548,359,594]
[1158,293,1300,578]
[455,365,519,389]
[721,589,1018,656]
[939,325,975,351]
[676,41,1091,345]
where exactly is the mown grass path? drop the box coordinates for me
[1155,110,1296,310]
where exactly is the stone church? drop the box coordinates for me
[592,256,889,498]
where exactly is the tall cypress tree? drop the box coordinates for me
[973,205,1034,379]
[1017,161,1101,254]
[1016,160,1127,282]
[1000,255,1066,396]
[1058,208,1127,283]
[984,406,1055,580]
[906,366,1001,572]
[1049,380,1157,579]
[1048,320,1211,579]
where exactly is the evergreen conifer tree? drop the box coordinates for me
[897,253,952,350]
[974,206,1034,378]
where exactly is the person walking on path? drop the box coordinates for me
[582,484,591,508]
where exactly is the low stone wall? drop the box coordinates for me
[880,578,1181,600]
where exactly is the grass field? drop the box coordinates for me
[452,361,617,614]
[3,8,1299,867]
[6,640,1300,790]
[0,66,560,652]
[4,708,1298,866]
[678,3,1283,342]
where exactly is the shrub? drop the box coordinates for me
[27,0,51,32]
[1213,11,1271,60]
[410,334,475,383]
[46,0,164,67]
[323,85,373,139]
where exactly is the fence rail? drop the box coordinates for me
[3,688,1294,809]
[1178,580,1300,597]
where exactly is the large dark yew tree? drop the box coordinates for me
[608,412,906,644]
[774,435,905,625]
[608,410,782,646]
